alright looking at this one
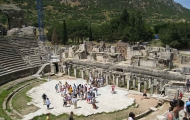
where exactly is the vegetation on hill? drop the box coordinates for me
[1,0,190,49]
[1,0,190,27]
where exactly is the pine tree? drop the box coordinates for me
[89,25,92,41]
[62,20,68,45]
[51,29,59,45]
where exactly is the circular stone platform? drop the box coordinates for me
[23,78,134,120]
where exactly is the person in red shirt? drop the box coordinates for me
[179,91,183,100]
[111,85,115,94]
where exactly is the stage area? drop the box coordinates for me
[23,78,134,120]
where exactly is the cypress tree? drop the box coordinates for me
[51,29,59,45]
[89,25,92,41]
[62,20,68,45]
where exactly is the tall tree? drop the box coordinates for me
[89,25,92,41]
[62,20,68,45]
[119,8,130,29]
[51,29,59,45]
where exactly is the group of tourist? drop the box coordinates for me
[54,80,101,109]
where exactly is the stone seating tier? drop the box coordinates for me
[0,37,28,76]
[29,55,42,66]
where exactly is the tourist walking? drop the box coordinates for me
[46,98,51,109]
[111,85,115,94]
[72,96,77,109]
[55,84,59,93]
[68,111,74,120]
[63,96,67,107]
[141,89,149,100]
[42,93,47,105]
[128,112,135,120]
[166,99,184,120]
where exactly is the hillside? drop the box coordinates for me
[1,0,190,27]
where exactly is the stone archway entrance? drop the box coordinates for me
[0,4,24,30]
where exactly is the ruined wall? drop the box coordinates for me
[0,4,24,29]
[0,65,50,86]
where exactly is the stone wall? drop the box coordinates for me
[0,4,24,29]
[140,60,156,68]
[0,65,50,86]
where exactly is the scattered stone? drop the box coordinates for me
[135,104,139,108]
[156,115,166,120]
[150,107,158,111]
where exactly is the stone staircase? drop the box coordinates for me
[34,63,50,76]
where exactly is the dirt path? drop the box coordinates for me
[127,94,158,115]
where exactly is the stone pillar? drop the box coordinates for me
[89,71,92,78]
[121,75,125,86]
[160,79,164,91]
[51,63,56,74]
[148,77,152,88]
[68,67,70,76]
[98,73,101,78]
[106,75,109,85]
[127,76,131,90]
[150,84,154,96]
[116,76,121,87]
[112,74,116,85]
[137,77,141,92]
[144,80,147,90]
[86,69,89,78]
[81,70,84,79]
[74,68,77,78]
[133,76,136,88]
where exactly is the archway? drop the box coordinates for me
[0,12,8,35]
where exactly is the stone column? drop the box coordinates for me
[50,63,56,74]
[106,75,109,85]
[127,76,131,90]
[89,71,92,78]
[160,79,164,91]
[121,75,125,86]
[74,68,77,78]
[98,73,101,78]
[116,76,121,87]
[144,80,147,90]
[112,74,116,85]
[148,77,152,88]
[133,76,136,88]
[137,77,141,92]
[81,70,84,79]
[150,84,154,96]
[68,67,70,76]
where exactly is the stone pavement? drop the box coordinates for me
[23,79,134,120]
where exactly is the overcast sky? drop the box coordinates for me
[174,0,190,9]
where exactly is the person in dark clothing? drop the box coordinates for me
[42,93,47,105]
[68,111,74,120]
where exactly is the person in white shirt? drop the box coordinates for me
[46,98,50,109]
[72,96,77,109]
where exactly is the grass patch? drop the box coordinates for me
[12,81,45,115]
[0,89,12,120]
[0,79,43,119]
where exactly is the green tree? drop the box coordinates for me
[51,29,59,45]
[89,25,92,41]
[62,20,68,45]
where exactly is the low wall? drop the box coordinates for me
[0,65,50,86]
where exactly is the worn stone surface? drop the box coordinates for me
[23,79,134,120]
